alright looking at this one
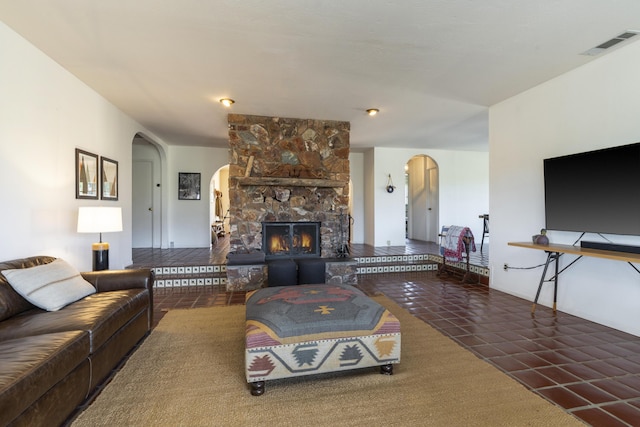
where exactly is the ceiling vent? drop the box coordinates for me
[581,30,640,56]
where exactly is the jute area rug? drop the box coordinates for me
[72,296,583,426]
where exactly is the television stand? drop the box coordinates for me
[508,242,640,313]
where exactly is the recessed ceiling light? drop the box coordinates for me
[366,108,379,116]
[220,98,235,107]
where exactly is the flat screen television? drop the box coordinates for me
[544,142,640,236]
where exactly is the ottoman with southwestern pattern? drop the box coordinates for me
[245,283,401,395]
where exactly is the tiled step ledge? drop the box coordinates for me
[358,263,438,274]
[152,265,227,288]
[152,265,227,276]
[154,276,228,288]
[354,254,435,264]
[355,254,490,278]
[437,259,490,278]
[150,256,490,287]
[355,253,438,275]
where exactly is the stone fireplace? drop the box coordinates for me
[225,114,357,290]
[227,114,350,257]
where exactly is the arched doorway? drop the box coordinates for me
[406,155,439,242]
[132,134,163,248]
[210,165,230,245]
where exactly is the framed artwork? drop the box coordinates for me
[101,157,119,201]
[75,149,99,199]
[178,172,201,200]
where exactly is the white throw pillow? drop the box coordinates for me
[1,259,96,311]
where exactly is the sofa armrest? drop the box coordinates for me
[82,269,155,329]
[82,269,154,293]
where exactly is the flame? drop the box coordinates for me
[269,235,289,253]
[301,232,312,250]
[293,232,314,253]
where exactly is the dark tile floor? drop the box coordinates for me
[135,241,640,427]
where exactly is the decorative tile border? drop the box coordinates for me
[354,254,488,279]
[356,263,438,274]
[155,277,225,288]
[150,255,489,288]
[354,254,433,264]
[152,264,228,288]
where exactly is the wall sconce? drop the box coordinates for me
[220,98,235,107]
[77,207,123,271]
[366,108,379,116]
[386,174,396,193]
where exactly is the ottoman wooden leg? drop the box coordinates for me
[380,363,393,375]
[250,381,265,396]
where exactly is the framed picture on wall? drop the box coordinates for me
[178,172,201,200]
[101,157,119,201]
[75,148,99,199]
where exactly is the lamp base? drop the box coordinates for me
[92,242,109,271]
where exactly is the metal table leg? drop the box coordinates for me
[531,251,561,313]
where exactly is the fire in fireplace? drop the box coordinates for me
[262,222,321,259]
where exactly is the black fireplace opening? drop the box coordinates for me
[262,222,321,259]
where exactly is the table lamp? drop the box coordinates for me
[77,206,123,271]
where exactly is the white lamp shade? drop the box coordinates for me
[77,207,123,233]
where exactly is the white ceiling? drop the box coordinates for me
[2,1,640,151]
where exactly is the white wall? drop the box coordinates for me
[366,147,489,247]
[167,146,228,248]
[0,22,160,271]
[490,41,640,336]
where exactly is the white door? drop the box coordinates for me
[132,160,153,248]
[407,155,439,242]
[425,160,439,242]
[409,161,428,240]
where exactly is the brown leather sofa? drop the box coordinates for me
[0,256,154,427]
